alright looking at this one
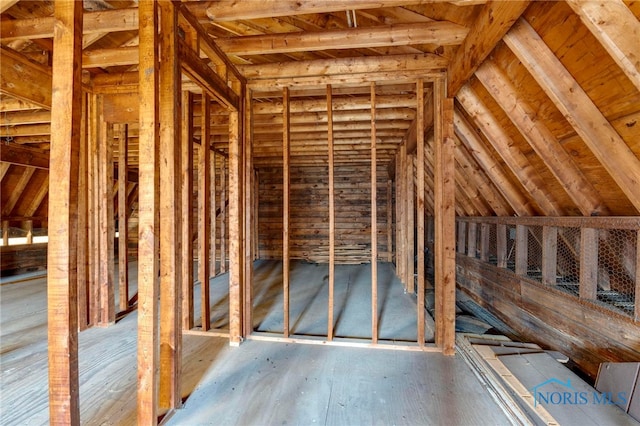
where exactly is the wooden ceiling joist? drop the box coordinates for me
[0,143,49,169]
[0,46,51,109]
[504,18,640,213]
[251,93,416,114]
[215,22,469,56]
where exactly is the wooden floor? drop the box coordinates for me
[1,262,514,425]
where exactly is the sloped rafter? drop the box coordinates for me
[566,0,640,93]
[24,177,49,217]
[474,60,608,216]
[504,18,640,213]
[454,108,535,216]
[457,84,565,216]
[1,167,35,216]
[0,46,51,109]
[447,0,530,96]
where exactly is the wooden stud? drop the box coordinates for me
[88,94,100,326]
[98,121,115,326]
[181,91,195,331]
[220,157,227,274]
[283,87,291,338]
[47,1,82,423]
[579,228,598,300]
[243,85,254,338]
[386,179,393,263]
[327,84,336,341]
[496,224,507,269]
[542,226,558,286]
[2,221,8,246]
[137,1,160,422]
[434,79,456,355]
[371,82,379,344]
[25,220,33,244]
[158,0,182,411]
[416,79,425,347]
[468,222,477,258]
[117,124,129,312]
[396,148,406,285]
[457,221,467,255]
[480,223,490,262]
[77,93,89,331]
[406,154,414,294]
[515,225,528,276]
[199,94,212,331]
[211,151,217,276]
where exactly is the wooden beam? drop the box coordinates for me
[542,226,558,286]
[447,0,530,95]
[98,122,115,326]
[47,1,82,423]
[453,109,535,216]
[251,93,416,115]
[88,94,100,327]
[283,87,291,339]
[434,79,455,355]
[456,84,564,216]
[206,1,438,21]
[137,1,161,423]
[515,224,528,276]
[416,79,425,347]
[0,110,51,125]
[327,84,336,341]
[475,61,607,216]
[211,151,217,276]
[238,53,447,79]
[117,124,129,312]
[566,0,640,93]
[158,0,182,411]
[0,98,41,112]
[386,179,393,263]
[371,82,378,345]
[579,228,598,300]
[1,168,34,216]
[504,18,640,213]
[0,46,51,109]
[82,46,138,69]
[636,230,640,322]
[181,91,194,331]
[405,153,414,293]
[0,0,19,13]
[199,94,212,331]
[215,22,468,56]
[242,85,254,338]
[77,93,89,330]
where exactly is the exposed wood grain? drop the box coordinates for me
[116,123,129,312]
[0,144,49,169]
[515,225,527,276]
[220,158,227,274]
[386,179,393,263]
[579,228,598,300]
[636,231,640,322]
[541,226,558,286]
[243,86,254,337]
[199,94,211,331]
[182,91,194,331]
[0,46,51,109]
[496,223,507,268]
[137,1,161,422]
[283,87,291,339]
[405,153,414,293]
[371,82,379,344]
[1,168,34,215]
[327,84,336,341]
[504,18,640,213]
[46,1,82,423]
[416,80,425,347]
[211,151,217,276]
[98,122,115,326]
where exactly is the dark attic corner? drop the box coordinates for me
[1,0,639,425]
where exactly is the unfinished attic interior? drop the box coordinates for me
[1,0,640,424]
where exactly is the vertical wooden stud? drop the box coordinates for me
[210,151,216,276]
[77,93,89,330]
[396,149,405,285]
[26,220,33,244]
[580,228,598,300]
[117,124,129,312]
[243,85,254,338]
[457,221,467,255]
[371,82,379,344]
[405,154,414,294]
[88,94,100,326]
[199,94,211,331]
[542,226,558,286]
[181,91,194,331]
[283,86,291,338]
[497,223,507,268]
[387,179,393,263]
[416,79,426,347]
[515,224,528,276]
[434,78,456,355]
[47,1,82,422]
[98,121,115,326]
[327,84,336,341]
[137,0,160,422]
[480,223,490,262]
[2,221,8,246]
[220,157,227,274]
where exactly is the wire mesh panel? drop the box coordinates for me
[556,227,580,296]
[488,223,497,266]
[527,225,543,283]
[595,229,637,317]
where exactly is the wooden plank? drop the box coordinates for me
[327,85,336,341]
[386,179,393,263]
[371,82,379,345]
[566,0,640,93]
[283,87,291,338]
[199,94,212,331]
[117,124,129,312]
[496,224,507,269]
[405,153,415,294]
[515,225,528,276]
[220,158,227,274]
[243,85,254,337]
[447,0,530,95]
[468,222,477,258]
[2,220,8,246]
[541,226,558,286]
[77,93,88,330]
[25,220,33,244]
[475,60,607,216]
[211,151,217,276]
[396,148,405,284]
[480,223,490,262]
[504,18,640,213]
[158,0,182,411]
[0,144,49,169]
[434,79,455,355]
[579,228,598,300]
[88,94,100,327]
[416,79,425,347]
[0,46,52,109]
[137,0,161,421]
[46,1,82,423]
[457,221,466,255]
[0,0,18,13]
[182,91,194,331]
[98,122,115,326]
[1,168,35,215]
[228,82,244,344]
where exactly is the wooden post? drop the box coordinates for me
[211,150,217,276]
[137,0,160,422]
[88,94,100,326]
[77,93,89,331]
[25,220,33,244]
[579,228,598,300]
[515,224,528,276]
[480,223,490,262]
[468,222,477,258]
[220,157,227,274]
[397,147,406,285]
[406,154,414,294]
[416,79,425,347]
[117,124,129,312]
[496,223,507,268]
[371,82,379,344]
[542,226,558,286]
[228,80,244,345]
[2,221,8,246]
[283,86,291,338]
[47,1,82,422]
[98,121,115,326]
[327,84,336,341]
[386,179,393,263]
[457,221,466,255]
[199,94,211,331]
[434,78,456,355]
[182,91,194,330]
[243,85,254,337]
[158,0,182,410]
[254,169,259,260]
